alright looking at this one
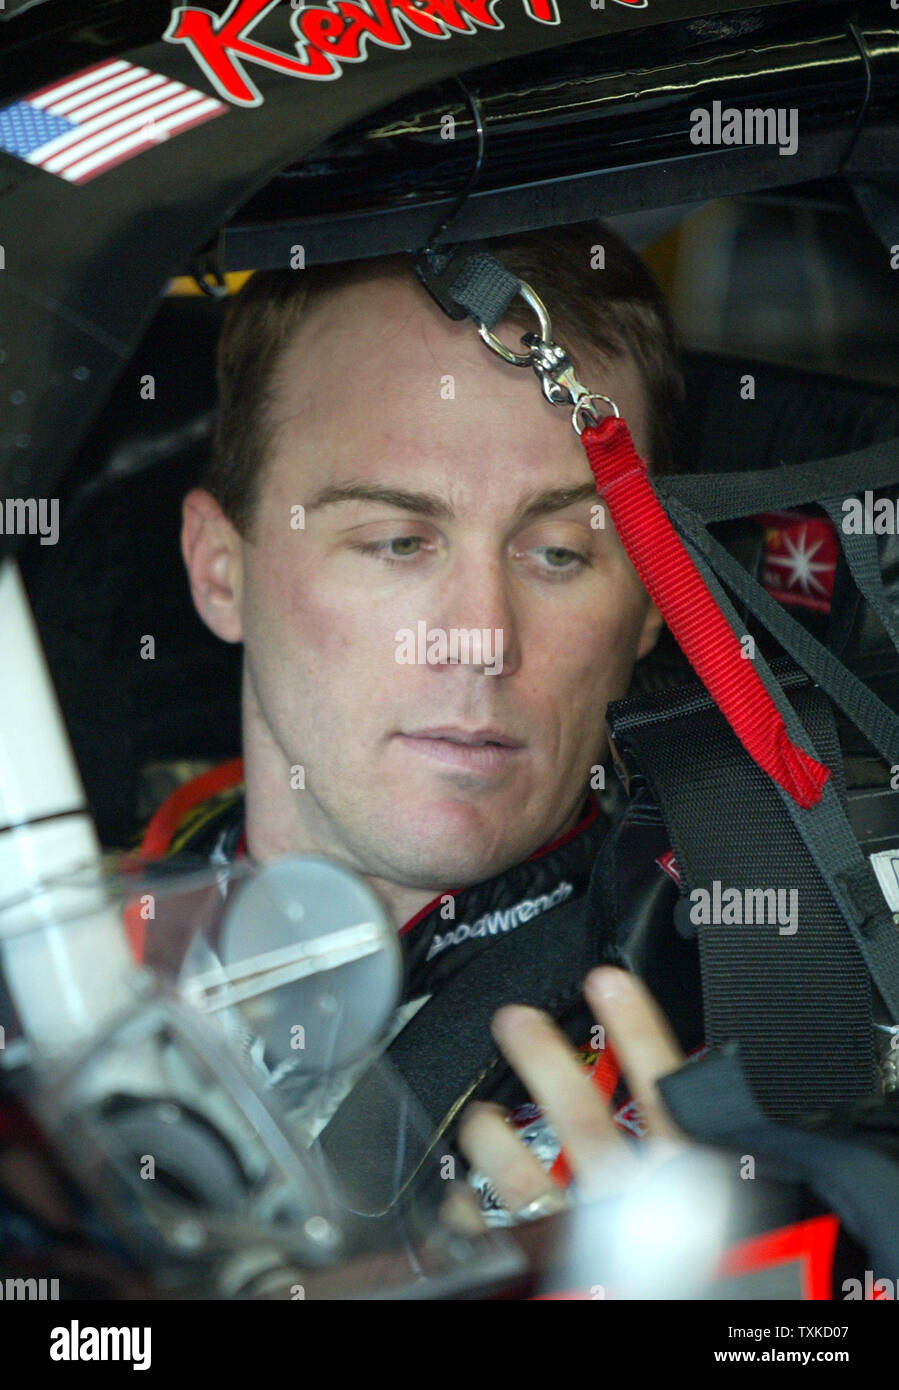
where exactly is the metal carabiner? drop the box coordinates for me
[477,282,552,365]
[477,279,619,435]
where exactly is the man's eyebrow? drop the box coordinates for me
[303,479,598,522]
[514,483,599,523]
[303,482,454,519]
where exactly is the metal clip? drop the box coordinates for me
[190,227,229,300]
[477,279,619,435]
[521,332,586,406]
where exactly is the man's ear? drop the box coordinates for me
[635,596,664,660]
[181,488,244,644]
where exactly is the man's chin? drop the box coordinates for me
[371,797,537,889]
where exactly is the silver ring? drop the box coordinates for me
[511,1187,573,1223]
[572,393,620,436]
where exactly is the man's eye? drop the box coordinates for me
[533,546,588,575]
[355,536,425,561]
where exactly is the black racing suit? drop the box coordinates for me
[131,770,899,1298]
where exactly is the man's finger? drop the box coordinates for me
[438,1183,489,1236]
[456,1102,558,1214]
[584,967,685,1141]
[490,1006,626,1182]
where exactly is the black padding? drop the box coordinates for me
[679,353,899,478]
[659,1046,899,1280]
[19,298,241,847]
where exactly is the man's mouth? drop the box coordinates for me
[407,726,522,747]
[396,726,525,774]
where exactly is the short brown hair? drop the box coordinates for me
[208,220,685,535]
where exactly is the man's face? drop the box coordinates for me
[195,272,662,898]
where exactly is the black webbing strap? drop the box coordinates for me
[664,492,899,767]
[414,246,521,328]
[317,890,595,1213]
[655,439,899,679]
[645,451,899,1041]
[820,495,899,656]
[656,436,899,520]
[609,668,876,1118]
[678,516,899,1019]
[793,672,847,810]
[655,439,899,747]
[659,1045,899,1279]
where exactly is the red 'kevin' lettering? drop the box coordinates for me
[165,0,339,106]
[165,0,649,108]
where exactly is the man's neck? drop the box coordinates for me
[241,793,439,937]
[355,875,447,931]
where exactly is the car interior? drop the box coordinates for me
[16,194,899,851]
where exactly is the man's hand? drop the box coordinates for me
[457,966,685,1216]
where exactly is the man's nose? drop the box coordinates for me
[432,556,521,677]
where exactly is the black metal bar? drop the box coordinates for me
[222,5,898,269]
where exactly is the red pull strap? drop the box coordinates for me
[582,416,829,810]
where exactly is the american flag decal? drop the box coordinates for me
[0,59,227,185]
